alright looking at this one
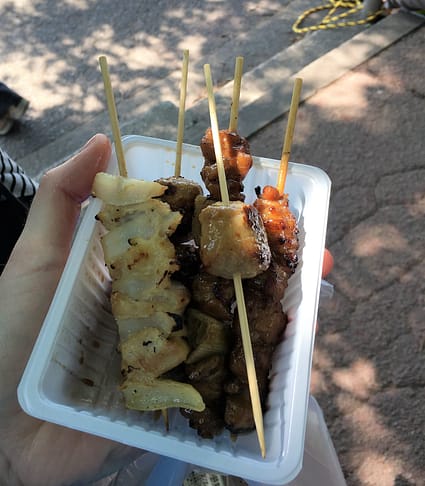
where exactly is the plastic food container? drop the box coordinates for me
[18,135,331,485]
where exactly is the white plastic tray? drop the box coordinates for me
[18,135,331,485]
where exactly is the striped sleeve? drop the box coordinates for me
[0,147,38,199]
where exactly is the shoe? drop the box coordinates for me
[0,115,14,135]
[8,98,29,121]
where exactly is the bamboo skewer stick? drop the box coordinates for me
[276,78,303,194]
[160,49,190,430]
[204,65,229,206]
[98,55,127,178]
[175,49,190,177]
[228,56,244,133]
[204,63,266,458]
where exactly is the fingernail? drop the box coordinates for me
[82,134,98,150]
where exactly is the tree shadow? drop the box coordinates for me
[249,49,425,485]
[0,0,293,163]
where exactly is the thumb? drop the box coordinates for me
[11,133,111,273]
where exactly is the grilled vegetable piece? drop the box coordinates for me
[111,280,190,318]
[122,375,205,412]
[120,327,190,375]
[198,201,271,279]
[117,313,177,341]
[100,199,182,264]
[185,308,231,364]
[92,172,166,205]
[192,195,215,246]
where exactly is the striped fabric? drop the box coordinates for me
[0,147,38,200]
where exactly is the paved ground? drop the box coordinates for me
[250,23,425,485]
[1,1,424,485]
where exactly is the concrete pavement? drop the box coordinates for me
[1,2,424,484]
[249,18,425,486]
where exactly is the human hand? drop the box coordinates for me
[0,134,140,485]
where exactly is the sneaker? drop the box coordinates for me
[0,115,14,135]
[8,98,29,121]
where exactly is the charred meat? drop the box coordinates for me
[200,128,252,201]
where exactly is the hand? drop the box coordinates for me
[0,135,140,485]
[0,134,334,484]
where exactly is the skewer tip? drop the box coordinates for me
[98,55,128,178]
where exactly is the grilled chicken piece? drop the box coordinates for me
[227,340,271,396]
[233,286,288,347]
[172,240,201,288]
[180,406,225,439]
[222,276,289,433]
[244,261,290,303]
[199,201,271,279]
[254,185,299,271]
[156,176,203,236]
[185,354,228,384]
[224,389,255,433]
[191,272,235,322]
[182,308,232,438]
[192,195,215,246]
[200,128,252,201]
[92,172,166,205]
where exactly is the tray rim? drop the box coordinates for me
[18,134,331,484]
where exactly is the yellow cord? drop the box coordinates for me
[292,0,385,33]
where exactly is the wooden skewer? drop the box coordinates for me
[175,49,190,177]
[99,55,176,429]
[98,55,128,178]
[228,56,244,133]
[204,63,266,458]
[204,65,229,206]
[156,51,190,427]
[158,50,190,430]
[276,78,303,194]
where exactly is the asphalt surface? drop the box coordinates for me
[1,1,425,485]
[250,23,425,486]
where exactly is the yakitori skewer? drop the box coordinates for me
[97,55,204,427]
[204,63,266,458]
[276,78,303,195]
[98,55,127,178]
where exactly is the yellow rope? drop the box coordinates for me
[292,0,385,33]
